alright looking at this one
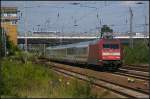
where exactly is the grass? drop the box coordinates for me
[1,58,55,97]
[1,55,105,98]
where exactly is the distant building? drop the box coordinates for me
[1,7,19,45]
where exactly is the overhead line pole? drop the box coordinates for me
[144,15,148,48]
[129,7,133,48]
[1,10,7,57]
[144,15,148,36]
[24,3,28,53]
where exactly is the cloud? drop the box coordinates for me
[122,1,137,5]
[119,1,143,7]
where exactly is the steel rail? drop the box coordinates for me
[121,66,149,72]
[51,66,149,98]
[113,69,150,81]
[113,71,149,81]
[49,64,149,94]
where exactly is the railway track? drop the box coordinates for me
[38,58,149,81]
[113,69,149,81]
[118,64,149,80]
[34,59,149,98]
[52,67,148,98]
[122,65,149,72]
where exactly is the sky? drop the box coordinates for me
[1,1,149,35]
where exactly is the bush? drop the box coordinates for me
[123,41,149,64]
[6,51,38,64]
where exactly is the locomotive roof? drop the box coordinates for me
[47,39,99,50]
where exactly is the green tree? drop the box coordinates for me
[101,25,113,33]
[100,25,113,38]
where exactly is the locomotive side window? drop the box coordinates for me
[103,44,119,49]
[67,48,76,55]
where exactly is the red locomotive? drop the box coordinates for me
[46,38,123,70]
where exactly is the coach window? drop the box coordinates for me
[80,47,86,54]
[76,47,86,55]
[61,49,65,56]
[67,48,73,55]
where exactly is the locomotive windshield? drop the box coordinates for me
[103,44,119,49]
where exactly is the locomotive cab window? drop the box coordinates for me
[103,44,110,48]
[103,44,119,49]
[111,44,119,49]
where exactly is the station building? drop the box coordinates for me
[1,7,19,45]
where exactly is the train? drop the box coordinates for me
[45,38,123,70]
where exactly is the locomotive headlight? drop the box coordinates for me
[112,53,120,55]
[102,52,110,55]
[102,52,120,56]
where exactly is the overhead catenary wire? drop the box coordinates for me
[19,1,148,34]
